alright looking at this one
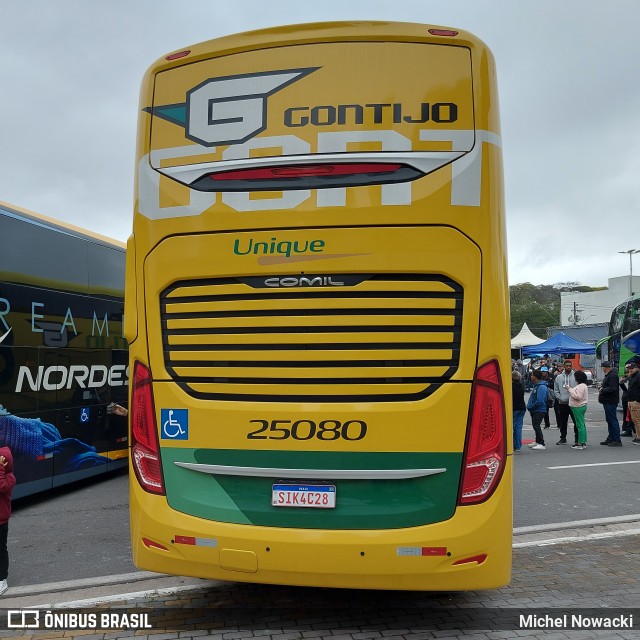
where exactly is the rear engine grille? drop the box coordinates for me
[160,274,463,402]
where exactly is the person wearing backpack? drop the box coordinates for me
[544,372,556,410]
[526,369,547,450]
[540,367,554,429]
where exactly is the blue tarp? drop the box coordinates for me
[522,331,596,356]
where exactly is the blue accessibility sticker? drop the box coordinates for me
[161,409,189,440]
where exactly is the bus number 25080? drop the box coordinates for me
[247,419,367,441]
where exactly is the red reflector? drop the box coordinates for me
[453,554,488,566]
[461,464,491,493]
[174,535,196,545]
[210,163,402,181]
[166,50,190,60]
[475,361,501,385]
[428,29,459,37]
[142,538,168,551]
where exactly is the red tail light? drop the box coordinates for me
[210,163,402,180]
[189,162,422,192]
[459,360,506,505]
[130,361,165,495]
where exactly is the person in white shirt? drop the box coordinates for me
[554,359,577,445]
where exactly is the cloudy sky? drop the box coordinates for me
[2,0,639,287]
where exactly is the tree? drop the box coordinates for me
[509,283,560,337]
[509,282,603,338]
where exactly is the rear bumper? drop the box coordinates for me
[130,462,512,591]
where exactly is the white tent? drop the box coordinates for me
[511,323,545,349]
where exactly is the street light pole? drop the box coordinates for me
[618,249,640,297]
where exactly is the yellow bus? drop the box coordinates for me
[126,21,511,590]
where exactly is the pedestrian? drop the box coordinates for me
[554,359,578,445]
[512,370,526,452]
[565,370,589,449]
[526,369,547,450]
[546,365,558,428]
[540,367,552,429]
[524,362,532,391]
[599,361,622,446]
[620,364,634,437]
[552,363,563,426]
[626,362,640,445]
[0,442,16,596]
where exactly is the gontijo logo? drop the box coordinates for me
[148,68,318,147]
[149,67,459,147]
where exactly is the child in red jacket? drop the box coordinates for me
[0,445,16,596]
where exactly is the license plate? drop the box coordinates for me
[272,484,336,509]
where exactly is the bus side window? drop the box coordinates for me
[611,304,626,334]
[624,299,640,335]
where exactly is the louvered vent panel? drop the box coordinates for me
[160,274,463,402]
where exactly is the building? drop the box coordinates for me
[549,275,640,379]
[560,275,640,327]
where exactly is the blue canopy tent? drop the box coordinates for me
[522,331,596,356]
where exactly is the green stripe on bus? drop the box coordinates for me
[161,448,462,529]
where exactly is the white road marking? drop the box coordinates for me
[513,527,640,548]
[548,460,640,470]
[514,512,640,534]
[39,584,211,608]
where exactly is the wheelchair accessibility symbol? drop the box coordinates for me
[161,409,189,440]
[80,407,90,423]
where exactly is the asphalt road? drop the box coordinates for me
[8,386,639,588]
[514,386,640,528]
[10,468,134,587]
